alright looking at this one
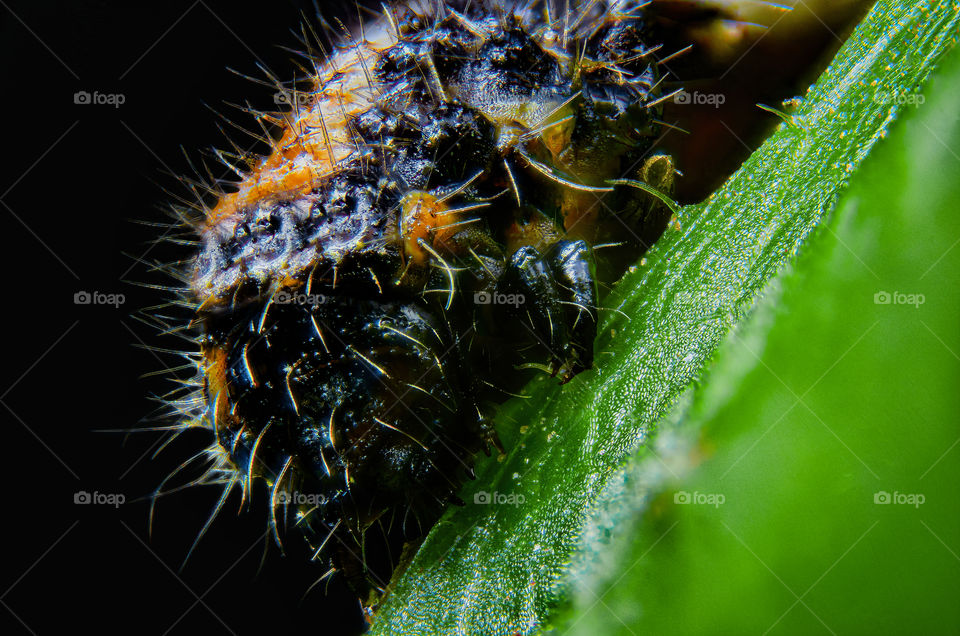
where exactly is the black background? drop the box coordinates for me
[0,1,864,634]
[0,1,369,634]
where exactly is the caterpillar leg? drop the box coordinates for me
[491,239,599,383]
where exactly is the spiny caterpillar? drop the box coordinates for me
[147,0,786,612]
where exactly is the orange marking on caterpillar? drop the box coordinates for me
[204,30,396,227]
[400,191,461,264]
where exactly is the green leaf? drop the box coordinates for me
[371,2,960,633]
[554,33,960,635]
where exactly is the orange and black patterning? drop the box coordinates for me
[173,0,689,601]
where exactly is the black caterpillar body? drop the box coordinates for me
[166,0,699,604]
